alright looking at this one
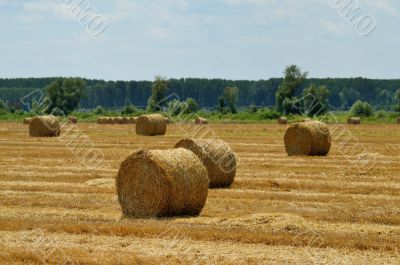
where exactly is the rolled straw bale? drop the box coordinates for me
[29,115,60,137]
[348,117,361,125]
[97,117,106,124]
[128,117,138,124]
[116,148,209,217]
[23,118,32,125]
[174,138,237,188]
[195,117,208,125]
[68,116,78,124]
[165,117,171,124]
[121,117,130,124]
[284,121,331,156]
[277,117,288,125]
[136,114,167,136]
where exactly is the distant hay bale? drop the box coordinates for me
[174,138,237,188]
[195,117,208,125]
[348,117,361,125]
[97,117,106,124]
[29,115,60,137]
[136,114,167,136]
[121,117,130,124]
[114,117,123,124]
[284,121,331,156]
[116,148,209,217]
[68,116,78,124]
[397,117,400,124]
[23,118,32,125]
[128,117,137,124]
[165,117,171,124]
[277,117,288,125]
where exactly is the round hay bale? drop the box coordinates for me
[195,117,208,125]
[128,117,138,124]
[277,117,288,125]
[97,117,105,124]
[116,148,209,218]
[348,117,361,125]
[23,118,32,125]
[284,121,331,156]
[136,114,167,136]
[174,138,237,188]
[68,116,78,124]
[165,116,171,124]
[29,115,61,137]
[121,117,130,124]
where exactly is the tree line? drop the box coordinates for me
[0,72,399,112]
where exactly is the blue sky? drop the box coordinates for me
[0,0,399,80]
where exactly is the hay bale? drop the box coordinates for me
[195,117,208,125]
[174,138,237,188]
[128,117,138,124]
[68,116,78,124]
[116,148,209,217]
[397,117,400,124]
[97,117,109,124]
[165,117,171,124]
[29,115,60,137]
[284,121,331,156]
[136,114,167,136]
[348,117,361,125]
[23,118,32,125]
[121,117,130,124]
[277,117,288,125]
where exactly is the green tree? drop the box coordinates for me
[223,86,239,113]
[184,98,199,114]
[276,65,308,113]
[147,75,169,112]
[302,84,331,116]
[394,89,400,112]
[46,78,85,114]
[350,100,374,117]
[339,87,360,109]
[377,89,392,110]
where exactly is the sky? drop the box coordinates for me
[0,0,399,80]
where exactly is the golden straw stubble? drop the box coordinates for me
[174,138,237,188]
[284,121,331,156]
[29,115,61,137]
[116,148,209,218]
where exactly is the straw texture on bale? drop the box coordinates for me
[68,116,78,124]
[29,115,60,137]
[348,117,361,125]
[195,117,208,125]
[116,148,209,217]
[278,117,288,125]
[284,121,331,156]
[23,118,32,125]
[174,138,237,188]
[136,114,167,136]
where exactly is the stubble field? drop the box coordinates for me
[0,122,399,264]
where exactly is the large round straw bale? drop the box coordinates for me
[97,117,106,124]
[278,117,288,125]
[284,121,331,156]
[116,148,209,218]
[68,116,78,124]
[29,115,60,137]
[128,117,137,124]
[348,117,361,125]
[195,117,208,125]
[174,138,237,188]
[23,118,32,125]
[136,114,167,136]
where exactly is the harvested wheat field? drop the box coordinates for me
[0,122,399,265]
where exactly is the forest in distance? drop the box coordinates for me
[0,76,399,111]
